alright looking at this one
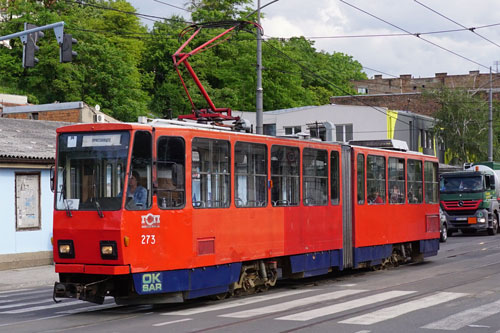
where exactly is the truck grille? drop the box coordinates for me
[441,199,482,211]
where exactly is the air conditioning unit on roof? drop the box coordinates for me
[94,114,105,123]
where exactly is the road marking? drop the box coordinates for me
[0,289,51,298]
[0,288,31,294]
[0,299,55,310]
[276,290,416,321]
[161,289,315,316]
[221,289,366,318]
[57,303,118,314]
[340,292,468,325]
[0,300,83,314]
[0,315,67,328]
[153,318,192,327]
[422,299,500,330]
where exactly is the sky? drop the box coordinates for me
[128,0,500,79]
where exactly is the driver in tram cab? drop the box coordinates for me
[127,170,147,207]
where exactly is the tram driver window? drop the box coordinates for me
[126,131,152,210]
[157,136,185,209]
[367,155,386,204]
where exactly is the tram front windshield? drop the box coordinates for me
[56,131,130,211]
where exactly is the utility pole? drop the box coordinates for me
[255,0,263,135]
[489,67,493,162]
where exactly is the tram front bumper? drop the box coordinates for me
[53,281,105,304]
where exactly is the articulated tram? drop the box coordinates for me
[52,118,440,304]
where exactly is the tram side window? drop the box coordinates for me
[357,154,365,204]
[303,148,328,206]
[126,131,152,210]
[234,142,268,207]
[271,145,299,206]
[388,157,405,204]
[157,136,185,209]
[424,161,439,204]
[192,138,230,208]
[367,155,386,204]
[407,159,423,204]
[331,151,340,205]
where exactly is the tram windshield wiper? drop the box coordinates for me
[95,200,104,218]
[59,168,72,217]
[91,171,104,218]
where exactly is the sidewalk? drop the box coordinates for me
[0,265,58,292]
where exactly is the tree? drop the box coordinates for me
[0,0,151,121]
[142,1,367,118]
[425,88,499,164]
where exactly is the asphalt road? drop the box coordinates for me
[1,232,500,333]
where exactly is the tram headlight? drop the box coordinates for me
[100,241,118,260]
[57,240,75,259]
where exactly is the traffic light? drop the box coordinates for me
[22,24,44,68]
[60,33,77,63]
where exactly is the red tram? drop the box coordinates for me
[52,118,440,304]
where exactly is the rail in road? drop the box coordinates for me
[1,235,500,332]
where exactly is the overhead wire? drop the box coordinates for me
[261,39,413,126]
[414,0,500,49]
[263,22,500,41]
[339,0,493,72]
[152,0,193,13]
[66,0,192,24]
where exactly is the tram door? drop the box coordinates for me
[341,145,353,269]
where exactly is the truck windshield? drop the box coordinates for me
[440,175,483,193]
[55,131,130,211]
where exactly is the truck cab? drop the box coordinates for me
[440,163,500,236]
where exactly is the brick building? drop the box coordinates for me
[333,71,500,116]
[0,94,28,114]
[2,101,117,123]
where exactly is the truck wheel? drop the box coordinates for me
[440,223,448,242]
[487,215,498,235]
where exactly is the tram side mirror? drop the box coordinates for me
[50,165,55,193]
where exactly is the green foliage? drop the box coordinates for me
[425,88,499,164]
[1,0,367,121]
[0,0,151,121]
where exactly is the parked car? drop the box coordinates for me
[440,207,448,242]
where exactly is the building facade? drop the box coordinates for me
[234,104,443,161]
[2,101,116,123]
[0,118,67,270]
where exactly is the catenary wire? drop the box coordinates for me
[339,0,493,72]
[414,0,500,49]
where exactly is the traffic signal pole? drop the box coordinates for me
[0,21,77,68]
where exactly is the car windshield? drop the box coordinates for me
[440,175,483,193]
[55,131,130,211]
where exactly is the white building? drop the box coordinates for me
[233,104,442,161]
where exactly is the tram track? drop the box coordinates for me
[31,236,500,333]
[185,244,500,332]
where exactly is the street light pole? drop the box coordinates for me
[489,66,493,162]
[256,0,263,135]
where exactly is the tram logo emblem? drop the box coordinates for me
[141,213,160,228]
